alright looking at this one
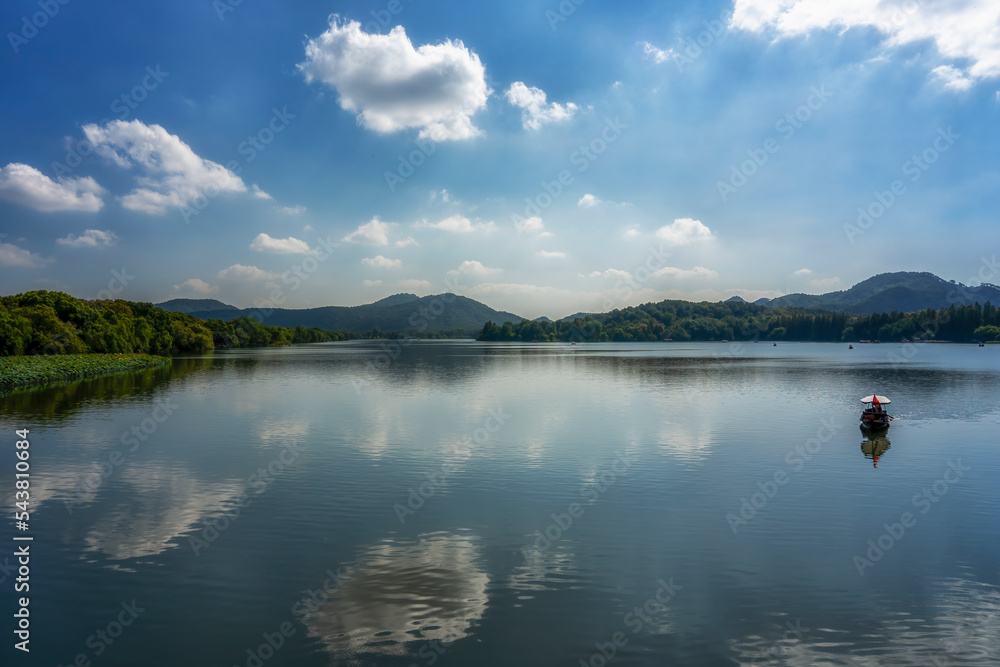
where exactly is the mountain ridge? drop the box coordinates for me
[757,271,1000,314]
[167,293,523,334]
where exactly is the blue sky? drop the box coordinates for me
[1,0,998,319]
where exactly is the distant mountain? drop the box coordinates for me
[725,296,748,303]
[757,272,1000,314]
[185,293,523,334]
[558,312,593,322]
[534,316,554,323]
[156,298,238,314]
[369,293,421,308]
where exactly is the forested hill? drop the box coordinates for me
[0,291,346,356]
[477,299,1000,343]
[758,271,1000,314]
[172,293,523,335]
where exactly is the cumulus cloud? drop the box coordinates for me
[250,184,272,200]
[56,229,118,248]
[299,17,489,141]
[537,250,566,259]
[655,218,715,245]
[343,216,392,245]
[249,233,316,255]
[731,0,1000,88]
[624,227,641,239]
[640,41,676,64]
[82,120,247,214]
[450,260,503,276]
[217,264,278,281]
[794,268,813,275]
[0,163,104,212]
[362,255,402,269]
[652,266,717,279]
[504,82,578,130]
[514,216,546,234]
[395,236,418,248]
[577,194,601,208]
[589,268,634,281]
[414,215,494,233]
[278,204,307,215]
[173,278,218,295]
[932,65,975,91]
[0,241,50,268]
[398,278,432,290]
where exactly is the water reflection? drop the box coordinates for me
[860,435,891,469]
[0,357,214,420]
[303,531,488,659]
[727,577,1000,665]
[83,465,245,561]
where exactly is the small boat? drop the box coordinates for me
[859,393,892,432]
[980,342,986,347]
[849,344,854,349]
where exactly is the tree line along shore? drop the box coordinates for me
[477,300,1000,343]
[0,291,348,391]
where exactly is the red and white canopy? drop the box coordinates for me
[860,394,891,404]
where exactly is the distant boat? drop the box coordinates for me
[849,344,854,349]
[980,342,986,347]
[860,394,892,432]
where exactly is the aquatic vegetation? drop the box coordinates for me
[0,353,171,392]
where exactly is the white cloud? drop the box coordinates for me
[362,255,402,269]
[0,241,50,268]
[398,278,432,290]
[577,193,601,208]
[429,189,455,204]
[56,229,118,248]
[173,278,218,295]
[652,266,718,279]
[590,268,634,281]
[278,204,307,215]
[514,216,545,234]
[0,163,104,212]
[655,218,715,245]
[537,250,566,259]
[343,216,392,245]
[640,41,676,64]
[82,120,247,214]
[624,227,641,239]
[217,264,278,281]
[249,232,316,255]
[414,215,494,233]
[931,65,974,91]
[299,18,489,141]
[363,279,383,287]
[250,184,272,200]
[504,82,578,130]
[450,260,503,276]
[395,236,418,248]
[794,268,813,276]
[731,0,1000,88]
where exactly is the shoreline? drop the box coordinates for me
[0,353,172,393]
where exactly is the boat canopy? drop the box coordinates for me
[860,395,891,404]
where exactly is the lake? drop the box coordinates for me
[2,342,999,666]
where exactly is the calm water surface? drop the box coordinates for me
[2,342,999,666]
